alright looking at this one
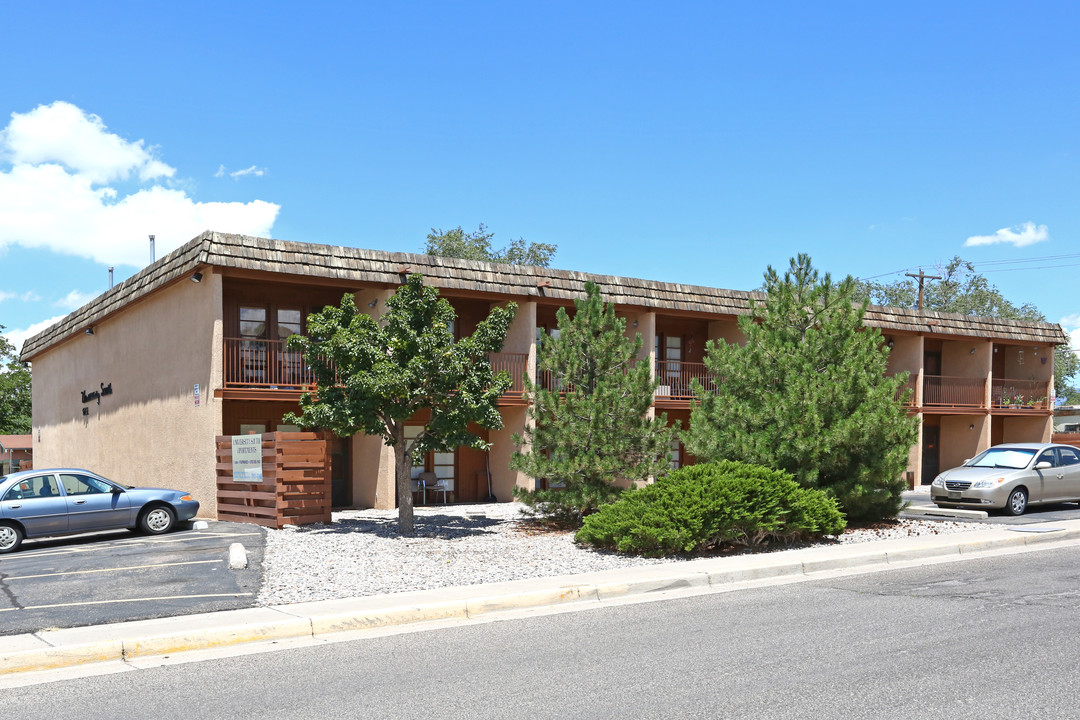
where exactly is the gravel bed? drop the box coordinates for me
[256,502,984,606]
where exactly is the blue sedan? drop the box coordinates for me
[0,468,200,553]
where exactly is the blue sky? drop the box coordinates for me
[2,1,1078,353]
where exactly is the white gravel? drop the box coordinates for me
[256,502,985,606]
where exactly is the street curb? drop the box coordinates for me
[5,521,1080,677]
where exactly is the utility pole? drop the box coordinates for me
[905,268,941,310]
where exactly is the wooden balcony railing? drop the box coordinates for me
[895,377,918,407]
[991,378,1051,410]
[655,361,718,399]
[224,338,329,389]
[922,375,986,408]
[487,352,529,395]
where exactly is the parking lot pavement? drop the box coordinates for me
[0,521,264,636]
[901,486,1080,525]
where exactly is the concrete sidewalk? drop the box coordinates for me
[4,518,1080,677]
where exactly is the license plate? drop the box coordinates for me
[947,491,961,500]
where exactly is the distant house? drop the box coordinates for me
[18,231,1071,517]
[0,435,33,475]
[1054,406,1080,433]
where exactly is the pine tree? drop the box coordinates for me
[511,282,674,522]
[684,255,918,522]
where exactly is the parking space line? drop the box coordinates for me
[0,593,255,612]
[11,531,263,559]
[4,560,221,581]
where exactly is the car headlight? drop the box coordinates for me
[972,478,1005,489]
[931,476,944,487]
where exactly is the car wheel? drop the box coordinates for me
[0,522,24,553]
[140,505,176,535]
[1005,488,1028,516]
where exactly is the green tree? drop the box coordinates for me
[855,256,1076,398]
[510,281,674,522]
[0,327,32,434]
[425,224,558,267]
[284,275,516,535]
[685,255,919,522]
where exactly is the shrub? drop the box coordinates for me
[575,461,846,557]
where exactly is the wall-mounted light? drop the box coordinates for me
[632,320,638,327]
[969,348,976,354]
[85,327,94,336]
[969,424,975,431]
[368,298,379,308]
[191,272,203,283]
[886,339,895,349]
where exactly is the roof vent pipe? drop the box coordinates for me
[108,267,114,289]
[149,235,155,263]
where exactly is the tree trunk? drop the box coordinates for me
[394,435,414,535]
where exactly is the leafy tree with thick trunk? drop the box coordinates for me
[685,255,918,522]
[425,224,557,267]
[285,275,516,535]
[511,281,674,522]
[855,256,1076,399]
[0,328,32,434]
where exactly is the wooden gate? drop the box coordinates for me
[215,431,332,528]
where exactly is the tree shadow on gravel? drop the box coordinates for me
[285,512,515,539]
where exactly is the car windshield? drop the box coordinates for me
[968,448,1036,469]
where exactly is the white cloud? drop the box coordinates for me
[0,290,41,302]
[0,102,174,184]
[0,102,280,268]
[2,315,66,355]
[1061,314,1080,351]
[217,164,267,179]
[53,289,99,310]
[964,222,1049,248]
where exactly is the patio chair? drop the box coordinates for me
[418,470,448,504]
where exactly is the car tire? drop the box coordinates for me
[139,505,176,535]
[1005,488,1028,516]
[0,522,24,553]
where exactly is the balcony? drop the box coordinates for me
[223,338,330,393]
[991,378,1051,412]
[922,375,986,409]
[487,352,529,404]
[894,377,918,408]
[654,361,717,406]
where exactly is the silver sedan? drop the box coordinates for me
[0,468,200,553]
[930,443,1080,515]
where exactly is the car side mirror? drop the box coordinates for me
[111,486,123,494]
[1035,461,1052,470]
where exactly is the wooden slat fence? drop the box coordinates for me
[216,431,332,528]
[1052,433,1080,450]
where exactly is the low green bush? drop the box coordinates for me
[574,460,846,557]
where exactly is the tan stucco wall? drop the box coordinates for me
[707,319,745,345]
[939,414,989,470]
[352,433,395,509]
[998,344,1053,382]
[31,271,223,516]
[489,405,530,501]
[942,340,991,378]
[1001,415,1053,443]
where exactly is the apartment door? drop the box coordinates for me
[921,425,940,484]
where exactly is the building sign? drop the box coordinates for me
[80,382,113,405]
[194,383,201,407]
[231,434,264,482]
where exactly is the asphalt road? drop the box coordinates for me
[0,522,264,635]
[5,544,1080,719]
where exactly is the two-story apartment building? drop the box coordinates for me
[20,231,1069,516]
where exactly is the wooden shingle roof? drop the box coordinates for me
[19,230,1070,359]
